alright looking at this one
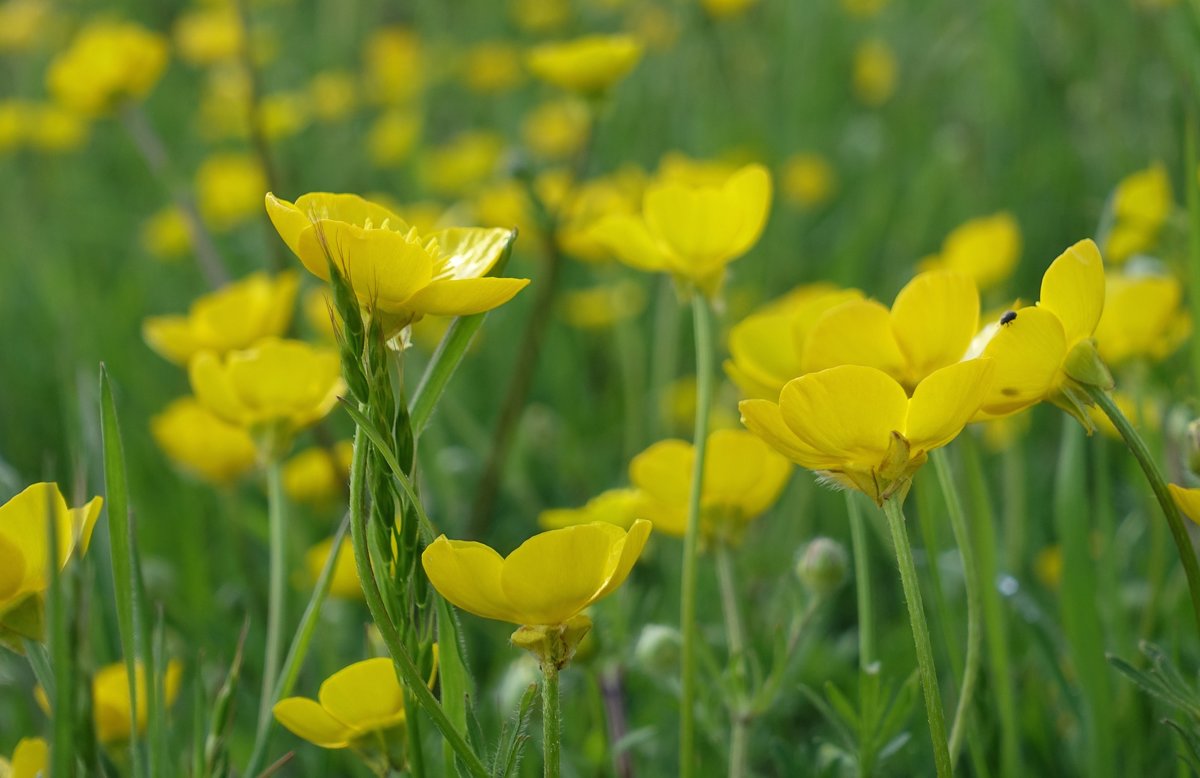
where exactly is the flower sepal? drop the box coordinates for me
[349,724,408,777]
[1049,382,1098,435]
[1062,338,1114,391]
[511,614,593,670]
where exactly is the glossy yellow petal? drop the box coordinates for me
[70,495,103,555]
[592,519,652,600]
[738,398,827,467]
[318,657,406,734]
[421,537,524,623]
[295,192,405,231]
[644,169,763,274]
[801,299,905,380]
[0,483,96,600]
[628,439,692,531]
[725,311,801,400]
[525,35,643,93]
[142,316,198,364]
[921,212,1021,291]
[151,397,259,484]
[1170,484,1200,526]
[1038,238,1105,345]
[304,536,362,599]
[297,222,434,311]
[777,366,908,469]
[723,164,773,259]
[224,340,343,427]
[703,429,792,519]
[499,522,627,625]
[427,227,513,280]
[400,277,531,317]
[905,359,995,451]
[265,193,310,257]
[10,738,49,778]
[188,351,248,425]
[1094,273,1184,365]
[590,213,672,273]
[273,697,356,748]
[975,307,1067,417]
[0,534,24,603]
[890,271,979,384]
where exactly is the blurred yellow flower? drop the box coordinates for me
[196,152,268,231]
[725,284,862,400]
[47,20,168,116]
[0,101,24,152]
[656,150,742,186]
[461,42,524,94]
[781,153,836,210]
[422,520,651,626]
[526,35,643,95]
[151,397,260,483]
[257,91,311,140]
[304,537,362,599]
[198,64,252,140]
[1105,163,1171,264]
[23,104,88,153]
[1034,545,1063,590]
[539,488,647,530]
[841,0,889,17]
[1094,271,1189,365]
[701,0,758,19]
[420,131,504,197]
[509,0,571,34]
[303,288,339,342]
[141,206,192,261]
[0,737,48,778]
[0,483,102,619]
[188,338,344,435]
[741,361,993,504]
[474,180,540,240]
[367,109,421,167]
[592,162,772,290]
[1088,391,1159,441]
[629,4,681,51]
[852,38,898,107]
[629,429,792,540]
[174,7,243,66]
[308,70,359,122]
[556,168,646,261]
[37,661,183,746]
[274,657,406,749]
[521,98,591,162]
[143,271,298,364]
[0,0,51,53]
[559,280,647,330]
[919,213,1021,291]
[364,27,424,105]
[267,192,528,334]
[282,442,353,506]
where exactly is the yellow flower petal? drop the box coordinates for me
[1170,484,1200,526]
[273,697,356,749]
[0,534,24,602]
[188,351,248,425]
[975,307,1067,417]
[738,398,826,466]
[421,538,524,623]
[644,179,746,274]
[10,738,49,778]
[628,439,692,533]
[499,522,627,625]
[1094,273,1185,365]
[1038,238,1105,345]
[224,341,343,426]
[801,299,905,380]
[905,359,995,451]
[723,164,773,260]
[703,429,792,519]
[400,277,531,317]
[297,221,435,311]
[589,213,672,273]
[318,657,407,734]
[427,227,513,280]
[890,271,979,384]
[593,519,652,599]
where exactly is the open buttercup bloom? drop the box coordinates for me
[46,20,168,116]
[36,660,183,746]
[629,430,792,542]
[143,271,298,364]
[1104,163,1172,264]
[1092,269,1189,366]
[591,162,772,293]
[725,283,863,400]
[150,396,259,484]
[0,737,48,778]
[539,488,647,530]
[919,212,1021,291]
[282,441,354,507]
[525,34,643,94]
[274,657,408,750]
[740,361,994,505]
[303,536,362,599]
[266,192,528,336]
[0,482,102,620]
[188,337,344,442]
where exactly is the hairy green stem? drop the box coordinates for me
[883,496,952,778]
[846,492,874,669]
[541,661,562,778]
[680,293,716,778]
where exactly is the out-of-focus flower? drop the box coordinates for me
[841,0,888,18]
[852,38,898,107]
[267,192,528,335]
[151,397,260,483]
[0,737,48,778]
[0,483,102,619]
[539,488,647,530]
[47,20,168,116]
[283,442,353,507]
[196,152,268,231]
[25,103,88,152]
[189,338,345,437]
[174,7,243,66]
[725,284,862,400]
[592,162,771,292]
[557,168,646,262]
[37,661,183,746]
[364,27,424,105]
[630,429,791,540]
[143,272,298,364]
[419,131,504,197]
[461,42,524,93]
[656,151,742,187]
[199,64,252,140]
[141,206,192,261]
[1034,545,1063,590]
[797,537,849,596]
[509,0,571,34]
[0,0,51,53]
[257,91,310,140]
[275,658,407,749]
[559,280,647,330]
[701,0,758,19]
[1170,484,1200,527]
[1088,391,1160,441]
[304,537,361,599]
[474,180,539,239]
[303,288,339,342]
[919,213,1021,291]
[1094,270,1189,365]
[0,101,25,152]
[309,70,359,122]
[526,35,643,95]
[1105,163,1171,264]
[629,4,681,51]
[741,361,993,504]
[367,109,421,168]
[521,98,590,162]
[781,153,836,210]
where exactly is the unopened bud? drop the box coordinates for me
[797,537,848,596]
[633,624,681,674]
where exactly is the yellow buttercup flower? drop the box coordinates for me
[141,206,192,261]
[151,397,259,483]
[364,27,424,105]
[473,180,540,240]
[539,488,647,530]
[461,42,524,94]
[559,280,647,330]
[419,131,504,197]
[25,104,88,153]
[304,537,362,599]
[591,162,772,291]
[308,70,360,123]
[196,153,268,232]
[1170,484,1200,529]
[283,442,353,507]
[367,109,421,168]
[521,98,591,162]
[919,213,1021,291]
[852,38,898,107]
[422,520,651,627]
[0,737,48,778]
[629,430,791,540]
[725,284,862,400]
[257,91,311,141]
[526,35,643,95]
[1105,163,1171,264]
[275,658,408,750]
[1093,270,1189,366]
[143,271,298,364]
[173,7,243,66]
[701,0,758,19]
[37,661,183,746]
[556,168,646,262]
[740,361,994,504]
[0,483,102,619]
[266,192,528,335]
[188,338,344,436]
[46,20,168,116]
[781,153,836,210]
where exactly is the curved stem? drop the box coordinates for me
[253,459,287,762]
[846,492,874,669]
[930,449,982,768]
[882,497,953,778]
[679,293,716,778]
[715,543,749,778]
[1086,385,1200,636]
[541,661,562,778]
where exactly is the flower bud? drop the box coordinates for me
[796,537,848,596]
[633,624,681,674]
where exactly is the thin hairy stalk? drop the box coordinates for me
[541,661,562,778]
[846,492,874,669]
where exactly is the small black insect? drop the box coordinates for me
[999,310,1017,327]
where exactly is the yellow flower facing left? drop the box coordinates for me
[37,660,183,746]
[46,20,168,116]
[0,737,48,778]
[919,212,1021,292]
[150,397,259,484]
[526,34,643,95]
[1093,269,1189,366]
[274,657,409,749]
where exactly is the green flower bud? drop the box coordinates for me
[797,537,848,596]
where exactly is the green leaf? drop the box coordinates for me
[437,594,474,776]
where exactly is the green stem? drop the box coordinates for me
[882,496,953,778]
[715,543,749,778]
[680,293,716,778]
[930,449,982,768]
[1184,111,1200,392]
[254,459,288,758]
[541,662,561,778]
[348,427,491,778]
[846,492,874,669]
[1086,385,1200,637]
